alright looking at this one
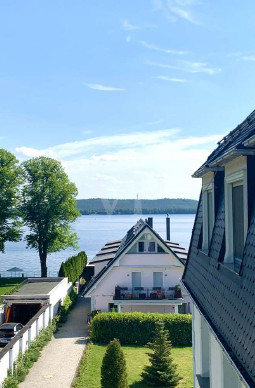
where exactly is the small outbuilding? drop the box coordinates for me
[1,277,71,325]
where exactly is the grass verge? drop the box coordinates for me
[0,278,25,300]
[73,344,193,388]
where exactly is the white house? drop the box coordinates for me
[83,217,190,314]
[182,109,255,388]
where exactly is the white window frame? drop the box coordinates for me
[202,181,215,251]
[132,271,142,288]
[137,240,156,253]
[224,169,248,265]
[153,271,164,288]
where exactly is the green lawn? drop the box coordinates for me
[73,344,193,388]
[0,278,24,297]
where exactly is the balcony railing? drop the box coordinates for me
[113,287,182,301]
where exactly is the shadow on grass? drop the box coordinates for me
[129,382,161,388]
[129,382,146,388]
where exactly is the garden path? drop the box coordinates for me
[20,296,90,388]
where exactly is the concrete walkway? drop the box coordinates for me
[20,296,90,388]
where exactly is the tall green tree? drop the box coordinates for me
[141,321,182,387]
[21,156,80,277]
[101,338,128,388]
[0,149,23,252]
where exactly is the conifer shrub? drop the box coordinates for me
[101,339,128,388]
[58,251,87,283]
[90,312,191,346]
[141,321,182,387]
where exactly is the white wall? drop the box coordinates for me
[49,277,72,316]
[121,253,180,267]
[210,332,223,388]
[192,303,250,388]
[0,278,71,388]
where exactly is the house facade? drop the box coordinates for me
[84,217,190,314]
[182,110,255,388]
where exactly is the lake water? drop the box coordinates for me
[0,214,195,277]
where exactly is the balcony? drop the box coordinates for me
[113,287,182,301]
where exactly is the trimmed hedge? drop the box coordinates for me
[90,313,192,347]
[58,251,87,283]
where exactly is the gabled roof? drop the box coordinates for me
[193,109,255,177]
[84,219,187,295]
[183,109,255,386]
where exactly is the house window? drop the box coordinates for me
[153,272,163,288]
[148,241,156,252]
[207,191,214,243]
[232,184,244,270]
[224,164,248,272]
[137,240,156,253]
[138,241,145,252]
[157,245,165,253]
[132,272,141,288]
[202,181,215,251]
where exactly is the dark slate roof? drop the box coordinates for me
[183,113,255,386]
[84,219,187,295]
[193,109,255,177]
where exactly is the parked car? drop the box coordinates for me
[0,323,23,347]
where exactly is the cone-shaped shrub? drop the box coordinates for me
[101,338,128,388]
[141,321,182,387]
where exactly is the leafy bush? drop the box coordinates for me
[101,339,128,388]
[58,251,87,283]
[90,313,192,347]
[58,288,78,322]
[141,321,182,387]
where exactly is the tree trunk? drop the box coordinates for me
[40,253,48,277]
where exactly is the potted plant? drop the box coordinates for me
[174,284,182,299]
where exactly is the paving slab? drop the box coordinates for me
[19,296,90,388]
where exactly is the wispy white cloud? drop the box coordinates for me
[153,0,201,25]
[227,52,255,63]
[16,130,222,199]
[126,35,131,43]
[139,40,187,55]
[241,56,255,62]
[84,83,126,92]
[16,129,180,159]
[146,119,164,126]
[155,75,187,82]
[168,5,199,24]
[148,60,221,75]
[122,20,140,31]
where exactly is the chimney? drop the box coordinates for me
[166,215,170,240]
[147,217,153,228]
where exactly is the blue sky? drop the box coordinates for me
[1,0,255,199]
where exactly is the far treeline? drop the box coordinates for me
[76,198,198,215]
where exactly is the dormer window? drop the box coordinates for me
[224,157,248,272]
[138,241,145,252]
[232,183,244,267]
[202,173,215,251]
[148,241,156,252]
[138,240,156,253]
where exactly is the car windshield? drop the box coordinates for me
[0,329,14,335]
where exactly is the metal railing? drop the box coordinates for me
[113,287,182,300]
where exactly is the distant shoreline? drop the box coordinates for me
[77,198,198,215]
[79,210,196,215]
